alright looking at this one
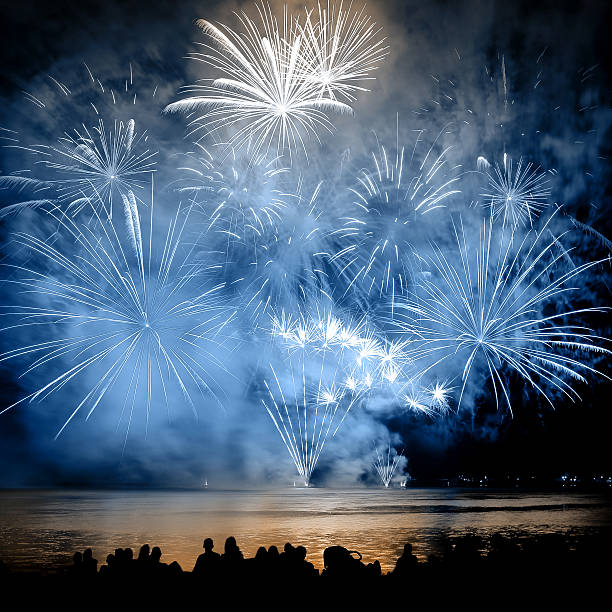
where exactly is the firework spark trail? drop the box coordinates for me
[0,176,54,220]
[373,442,403,487]
[393,211,610,413]
[262,356,363,486]
[263,306,403,484]
[298,1,389,102]
[481,153,551,227]
[339,129,462,308]
[0,188,237,443]
[165,2,355,160]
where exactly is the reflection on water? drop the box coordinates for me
[0,488,610,572]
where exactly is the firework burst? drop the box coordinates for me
[394,212,610,412]
[299,1,389,102]
[262,306,376,485]
[340,131,461,306]
[175,144,290,247]
[401,379,453,417]
[481,153,551,227]
[0,191,236,441]
[231,180,340,318]
[43,117,157,216]
[165,2,353,159]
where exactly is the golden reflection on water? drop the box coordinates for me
[0,488,609,572]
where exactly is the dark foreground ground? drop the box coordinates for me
[1,530,610,601]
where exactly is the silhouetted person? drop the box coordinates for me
[393,543,418,577]
[99,553,115,578]
[267,545,280,558]
[366,559,382,578]
[137,544,150,563]
[222,537,243,563]
[70,551,83,578]
[82,548,97,576]
[267,545,280,574]
[219,536,243,580]
[149,546,168,577]
[279,542,296,577]
[193,538,221,578]
[280,542,295,561]
[133,544,150,579]
[295,545,317,579]
[168,560,183,576]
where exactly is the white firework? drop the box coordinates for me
[299,1,389,102]
[0,192,236,441]
[44,117,157,216]
[481,153,551,227]
[394,212,610,412]
[176,144,290,246]
[238,181,337,318]
[373,442,404,487]
[341,131,461,305]
[401,379,452,417]
[165,3,352,159]
[262,353,364,486]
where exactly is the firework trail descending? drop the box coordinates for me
[480,153,551,228]
[372,442,404,487]
[339,129,462,308]
[262,307,400,484]
[0,190,237,442]
[393,211,610,413]
[165,2,386,159]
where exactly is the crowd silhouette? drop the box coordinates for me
[0,531,608,594]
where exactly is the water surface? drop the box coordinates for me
[1,488,609,572]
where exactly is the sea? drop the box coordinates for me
[0,487,610,572]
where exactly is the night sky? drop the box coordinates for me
[0,0,611,488]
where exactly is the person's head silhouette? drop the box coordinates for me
[151,547,162,563]
[138,544,150,560]
[225,536,237,553]
[268,545,279,558]
[204,538,214,552]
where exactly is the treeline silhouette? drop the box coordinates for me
[0,531,608,594]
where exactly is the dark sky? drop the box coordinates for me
[0,0,611,487]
